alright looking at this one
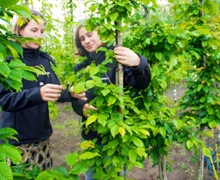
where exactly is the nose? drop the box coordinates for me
[84,37,90,43]
[36,31,43,38]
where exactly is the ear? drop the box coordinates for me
[19,29,24,36]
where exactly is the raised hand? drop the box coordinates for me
[70,86,88,101]
[114,46,140,67]
[40,84,63,101]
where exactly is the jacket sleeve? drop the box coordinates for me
[0,86,44,112]
[58,85,72,102]
[124,55,151,89]
[71,97,87,117]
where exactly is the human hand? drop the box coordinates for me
[83,103,97,117]
[114,46,140,67]
[40,84,63,101]
[70,86,88,101]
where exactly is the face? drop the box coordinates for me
[19,19,45,49]
[78,27,102,52]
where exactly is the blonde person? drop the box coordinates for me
[0,9,73,170]
[71,24,151,180]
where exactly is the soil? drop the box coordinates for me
[50,102,215,180]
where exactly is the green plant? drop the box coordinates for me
[0,128,22,180]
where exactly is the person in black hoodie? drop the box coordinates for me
[71,24,151,180]
[0,10,72,170]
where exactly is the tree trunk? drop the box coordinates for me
[116,20,125,178]
[116,21,123,88]
[198,1,205,179]
[159,154,167,180]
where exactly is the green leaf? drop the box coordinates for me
[189,50,200,59]
[70,161,88,175]
[20,69,36,81]
[9,5,31,19]
[132,161,144,169]
[159,80,167,90]
[7,45,19,58]
[8,59,25,68]
[0,161,13,180]
[173,119,183,130]
[110,12,118,22]
[186,140,193,149]
[132,136,144,147]
[112,156,119,167]
[200,96,206,103]
[159,127,166,137]
[54,167,68,177]
[136,147,147,158]
[193,9,199,15]
[106,148,116,157]
[128,149,137,163]
[85,80,94,89]
[0,44,6,60]
[197,84,203,91]
[0,62,10,78]
[80,152,100,160]
[0,128,18,142]
[90,66,99,75]
[2,23,8,29]
[8,41,23,57]
[80,141,95,150]
[0,144,22,164]
[144,38,151,46]
[4,76,22,91]
[0,0,19,8]
[106,139,119,150]
[110,123,119,138]
[97,113,107,127]
[74,82,85,93]
[35,170,60,180]
[96,96,104,107]
[167,35,175,44]
[207,106,214,115]
[65,151,78,167]
[139,129,150,136]
[107,95,116,106]
[155,52,162,60]
[119,127,125,137]
[101,89,110,96]
[8,69,22,81]
[202,41,208,47]
[86,114,98,127]
[208,121,216,128]
[203,147,211,157]
[165,138,172,147]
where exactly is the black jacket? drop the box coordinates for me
[0,48,70,145]
[71,46,151,143]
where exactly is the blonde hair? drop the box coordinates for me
[12,9,45,36]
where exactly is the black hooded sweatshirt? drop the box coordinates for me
[71,46,151,144]
[0,48,70,145]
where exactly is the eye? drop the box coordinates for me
[80,37,85,41]
[31,28,38,32]
[87,32,92,37]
